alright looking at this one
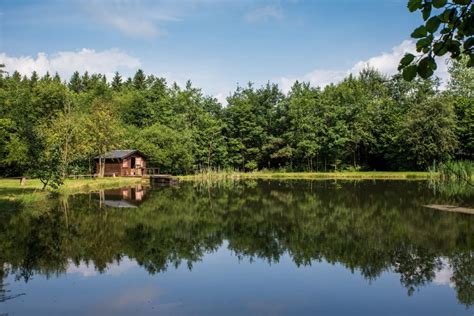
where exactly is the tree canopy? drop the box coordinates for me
[0,63,472,182]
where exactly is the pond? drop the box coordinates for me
[0,180,473,315]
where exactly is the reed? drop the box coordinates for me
[429,160,474,184]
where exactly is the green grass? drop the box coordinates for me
[178,171,431,181]
[0,177,144,204]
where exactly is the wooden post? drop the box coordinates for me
[20,177,26,186]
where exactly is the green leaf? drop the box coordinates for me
[448,8,458,23]
[433,42,448,56]
[416,37,432,51]
[402,64,417,81]
[415,34,433,52]
[448,40,462,57]
[411,25,428,38]
[400,53,416,67]
[422,4,432,21]
[464,37,474,50]
[439,9,453,23]
[426,16,441,33]
[432,0,447,8]
[467,54,474,67]
[453,0,470,4]
[407,0,423,12]
[422,56,437,70]
[417,57,437,79]
[440,27,450,34]
[417,63,434,79]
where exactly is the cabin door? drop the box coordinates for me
[131,157,136,175]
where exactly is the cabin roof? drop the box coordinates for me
[95,150,147,160]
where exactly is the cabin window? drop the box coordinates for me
[131,157,136,168]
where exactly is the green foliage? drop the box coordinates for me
[0,65,471,176]
[431,160,474,183]
[401,0,474,80]
[446,57,474,159]
[132,123,195,174]
[399,99,458,168]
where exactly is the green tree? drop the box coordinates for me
[133,69,147,90]
[111,71,122,92]
[133,123,194,174]
[400,99,458,168]
[87,99,123,177]
[68,71,82,93]
[446,57,474,158]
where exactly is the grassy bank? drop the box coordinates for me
[0,177,144,204]
[178,171,431,181]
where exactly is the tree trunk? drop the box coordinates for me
[207,141,212,170]
[101,157,105,177]
[98,158,102,177]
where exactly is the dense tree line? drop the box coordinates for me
[0,61,472,177]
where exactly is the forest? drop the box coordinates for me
[0,59,472,178]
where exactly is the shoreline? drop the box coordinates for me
[177,171,431,181]
[0,172,443,205]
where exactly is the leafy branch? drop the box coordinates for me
[400,0,473,80]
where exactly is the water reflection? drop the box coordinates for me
[97,184,149,208]
[0,180,472,314]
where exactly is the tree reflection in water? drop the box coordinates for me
[0,180,472,306]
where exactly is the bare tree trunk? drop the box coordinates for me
[98,158,101,177]
[207,141,212,170]
[63,133,69,177]
[101,157,105,177]
[353,146,357,167]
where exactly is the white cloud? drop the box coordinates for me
[245,5,283,23]
[85,0,180,39]
[214,92,229,106]
[67,257,139,277]
[0,48,141,80]
[433,259,455,288]
[280,40,451,93]
[102,14,164,38]
[350,40,415,75]
[280,69,347,93]
[67,261,98,277]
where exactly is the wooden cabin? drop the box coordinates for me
[95,150,147,176]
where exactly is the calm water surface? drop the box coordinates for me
[0,180,473,315]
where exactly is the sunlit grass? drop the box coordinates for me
[0,177,143,204]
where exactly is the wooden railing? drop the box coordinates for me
[121,168,145,176]
[146,168,160,175]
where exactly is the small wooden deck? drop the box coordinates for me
[143,174,179,185]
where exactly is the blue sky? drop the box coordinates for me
[0,0,441,101]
